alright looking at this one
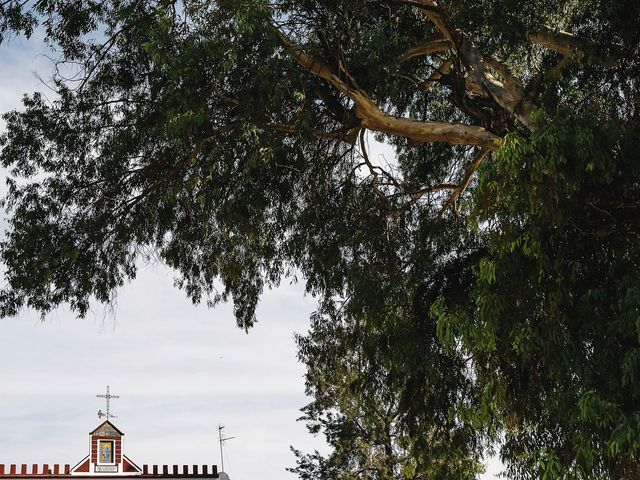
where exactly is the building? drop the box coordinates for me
[0,420,219,480]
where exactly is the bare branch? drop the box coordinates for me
[439,145,492,217]
[423,58,453,92]
[529,27,619,68]
[273,27,501,147]
[360,129,386,200]
[410,182,458,201]
[396,38,451,63]
[401,0,538,130]
[481,54,523,92]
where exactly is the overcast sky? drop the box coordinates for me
[0,30,501,480]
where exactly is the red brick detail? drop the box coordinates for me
[64,465,70,475]
[92,436,121,464]
[9,466,16,475]
[42,465,50,475]
[0,466,4,475]
[122,459,138,473]
[75,459,90,473]
[53,465,60,475]
[182,466,188,475]
[152,465,158,475]
[212,465,217,476]
[172,466,179,475]
[20,465,27,475]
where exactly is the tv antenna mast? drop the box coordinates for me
[97,386,119,420]
[218,425,235,473]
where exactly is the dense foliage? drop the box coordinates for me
[1,1,639,478]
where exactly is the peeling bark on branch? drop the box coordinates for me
[400,0,538,131]
[456,37,536,130]
[529,27,619,68]
[271,19,503,216]
[273,27,500,147]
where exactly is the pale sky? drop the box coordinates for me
[0,263,324,479]
[0,29,501,480]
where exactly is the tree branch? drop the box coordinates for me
[401,0,538,131]
[423,58,453,92]
[112,126,233,216]
[273,27,500,147]
[529,27,619,68]
[264,123,359,143]
[439,145,492,217]
[396,38,451,63]
[359,129,387,200]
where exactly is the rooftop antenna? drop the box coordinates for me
[97,386,119,420]
[218,425,235,473]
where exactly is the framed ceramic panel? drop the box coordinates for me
[97,440,115,464]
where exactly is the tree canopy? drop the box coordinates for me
[1,1,640,478]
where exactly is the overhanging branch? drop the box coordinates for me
[529,27,619,68]
[273,26,500,147]
[400,0,538,131]
[396,38,451,63]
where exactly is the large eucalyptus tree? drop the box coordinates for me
[1,1,639,478]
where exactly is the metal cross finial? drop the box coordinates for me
[97,386,119,420]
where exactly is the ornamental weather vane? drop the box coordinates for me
[97,385,119,420]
